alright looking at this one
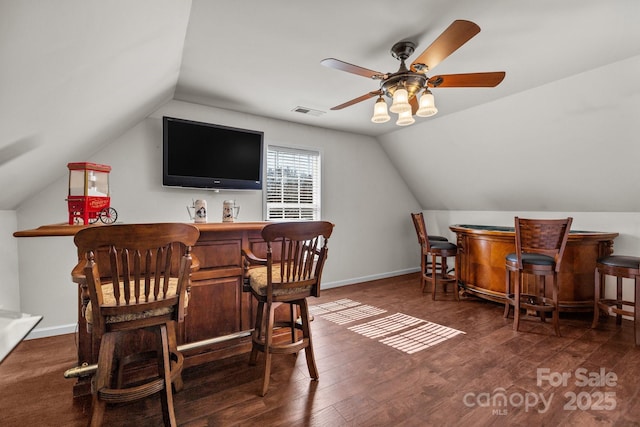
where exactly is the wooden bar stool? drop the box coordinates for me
[503,217,572,336]
[242,221,334,396]
[74,223,199,426]
[591,255,640,346]
[410,212,458,300]
[410,212,450,291]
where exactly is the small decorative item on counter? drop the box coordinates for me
[187,199,207,223]
[222,200,240,222]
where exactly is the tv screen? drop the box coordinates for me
[163,116,263,190]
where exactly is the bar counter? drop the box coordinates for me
[449,224,618,311]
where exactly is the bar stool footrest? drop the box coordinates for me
[425,272,457,283]
[597,299,635,318]
[517,293,557,312]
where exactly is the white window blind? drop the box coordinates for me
[266,146,321,220]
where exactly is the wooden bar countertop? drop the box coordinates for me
[13,221,269,238]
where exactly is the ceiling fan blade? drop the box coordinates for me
[409,96,419,115]
[321,58,385,79]
[427,72,506,88]
[330,91,382,110]
[410,20,481,73]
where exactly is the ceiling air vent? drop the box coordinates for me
[292,106,325,117]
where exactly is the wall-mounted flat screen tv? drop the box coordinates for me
[163,116,263,190]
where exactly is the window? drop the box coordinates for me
[265,145,321,220]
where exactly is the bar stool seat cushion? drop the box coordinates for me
[506,252,555,266]
[85,278,185,325]
[247,264,316,297]
[598,255,640,269]
[429,241,457,251]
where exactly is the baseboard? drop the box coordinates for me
[322,267,419,290]
[26,323,76,340]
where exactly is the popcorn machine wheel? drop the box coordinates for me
[66,162,118,225]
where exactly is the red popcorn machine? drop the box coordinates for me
[66,162,117,225]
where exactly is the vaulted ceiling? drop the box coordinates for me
[2,0,639,210]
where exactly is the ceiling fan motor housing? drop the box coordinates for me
[390,41,416,61]
[382,72,427,99]
[384,41,428,99]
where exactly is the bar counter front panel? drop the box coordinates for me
[450,224,618,311]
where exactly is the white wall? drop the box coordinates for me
[0,211,20,312]
[14,100,422,337]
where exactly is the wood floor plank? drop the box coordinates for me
[1,273,639,426]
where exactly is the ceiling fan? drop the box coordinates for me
[321,20,506,126]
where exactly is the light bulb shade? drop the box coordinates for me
[416,90,438,117]
[396,109,415,126]
[389,87,411,113]
[371,97,390,123]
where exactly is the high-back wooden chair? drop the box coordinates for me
[74,223,199,426]
[503,217,572,336]
[410,212,458,300]
[242,221,334,396]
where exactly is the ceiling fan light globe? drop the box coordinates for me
[416,91,438,117]
[389,87,411,114]
[371,98,390,123]
[396,109,415,126]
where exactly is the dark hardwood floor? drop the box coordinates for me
[2,273,639,426]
